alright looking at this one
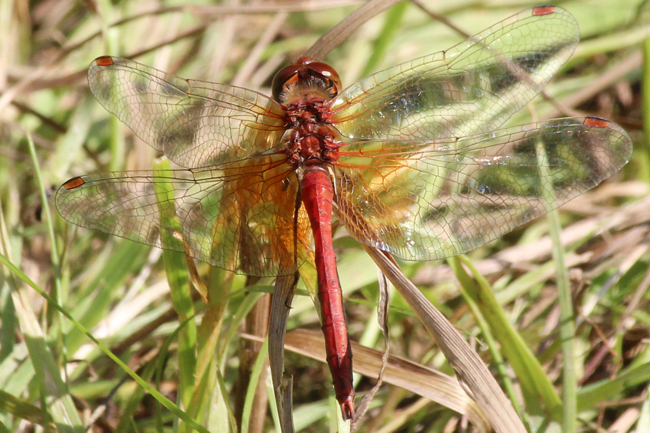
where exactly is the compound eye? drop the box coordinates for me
[306,62,342,97]
[271,58,342,103]
[271,64,302,102]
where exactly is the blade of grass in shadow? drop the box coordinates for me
[114,314,195,431]
[360,245,527,433]
[450,254,562,420]
[153,158,198,415]
[0,389,54,430]
[577,360,650,410]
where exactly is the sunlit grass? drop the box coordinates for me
[1,0,648,432]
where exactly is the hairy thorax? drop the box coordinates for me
[271,58,343,169]
[284,97,340,168]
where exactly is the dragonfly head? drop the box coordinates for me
[272,57,342,105]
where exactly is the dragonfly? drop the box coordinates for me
[56,5,632,420]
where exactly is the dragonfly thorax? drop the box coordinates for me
[284,99,340,167]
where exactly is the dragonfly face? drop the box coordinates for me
[272,57,342,105]
[56,5,633,422]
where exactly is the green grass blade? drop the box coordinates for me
[361,1,408,77]
[0,253,210,433]
[577,361,650,411]
[153,157,198,412]
[241,337,269,433]
[5,263,84,432]
[535,126,576,433]
[22,134,83,433]
[0,381,55,429]
[447,256,524,421]
[451,254,562,419]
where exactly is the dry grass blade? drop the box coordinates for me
[545,50,642,119]
[268,273,299,432]
[360,246,527,433]
[231,11,289,87]
[192,0,363,15]
[495,192,650,264]
[280,329,491,432]
[302,0,402,61]
[413,186,650,287]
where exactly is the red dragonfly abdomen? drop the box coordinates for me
[301,165,354,420]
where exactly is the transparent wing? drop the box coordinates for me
[56,155,310,277]
[333,117,632,261]
[331,6,578,141]
[88,56,287,168]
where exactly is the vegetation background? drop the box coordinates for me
[0,0,648,432]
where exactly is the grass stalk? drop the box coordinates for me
[153,158,198,417]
